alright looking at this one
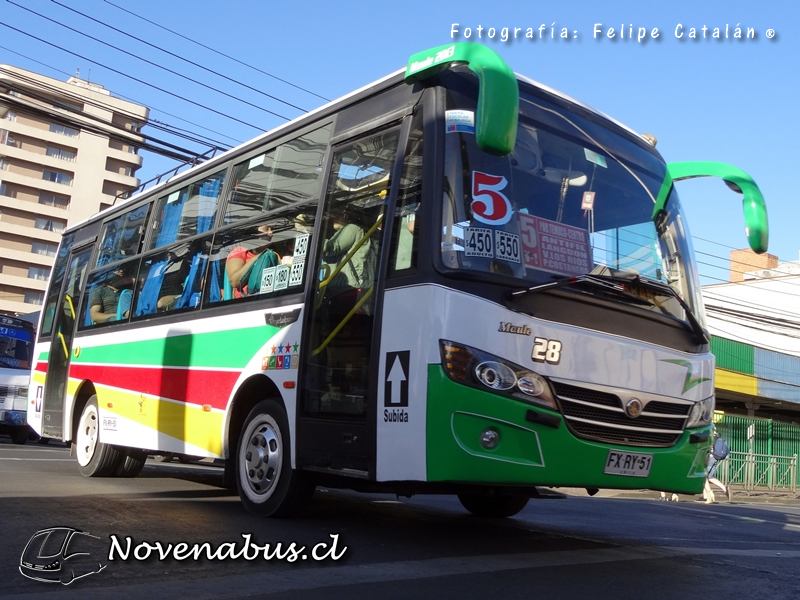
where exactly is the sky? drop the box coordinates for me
[1,0,796,287]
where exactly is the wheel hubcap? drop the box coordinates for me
[242,419,281,498]
[76,406,98,467]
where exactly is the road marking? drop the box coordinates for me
[0,458,74,461]
[4,545,798,599]
[672,504,800,528]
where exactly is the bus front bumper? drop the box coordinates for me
[426,366,711,495]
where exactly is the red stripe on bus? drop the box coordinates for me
[67,364,240,410]
[35,362,48,373]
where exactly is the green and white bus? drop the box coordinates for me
[27,43,768,517]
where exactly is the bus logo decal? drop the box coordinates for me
[264,309,301,328]
[499,322,531,336]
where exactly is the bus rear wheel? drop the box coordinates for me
[236,399,315,517]
[75,396,123,477]
[457,493,530,518]
[114,448,147,477]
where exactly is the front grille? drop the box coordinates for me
[552,380,691,448]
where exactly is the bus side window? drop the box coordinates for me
[389,112,423,274]
[206,207,315,305]
[147,170,226,251]
[132,237,211,319]
[96,203,150,268]
[80,259,139,328]
[222,124,331,226]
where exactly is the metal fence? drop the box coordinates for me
[717,451,798,493]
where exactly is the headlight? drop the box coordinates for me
[686,395,715,428]
[441,340,557,410]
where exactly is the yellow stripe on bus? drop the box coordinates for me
[84,382,224,455]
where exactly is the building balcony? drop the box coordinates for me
[0,143,77,173]
[0,296,39,317]
[0,169,73,197]
[0,194,69,220]
[1,246,55,268]
[0,221,62,243]
[106,145,143,167]
[103,170,139,189]
[1,119,84,149]
[0,272,49,292]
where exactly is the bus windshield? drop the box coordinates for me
[0,320,32,371]
[441,73,705,327]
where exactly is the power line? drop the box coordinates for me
[0,66,230,156]
[0,43,241,147]
[102,0,330,103]
[6,1,294,122]
[0,21,267,132]
[49,0,310,114]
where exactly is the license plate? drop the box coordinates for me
[604,450,653,477]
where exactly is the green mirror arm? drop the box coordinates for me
[404,43,518,156]
[653,161,768,253]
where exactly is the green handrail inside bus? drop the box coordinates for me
[653,161,769,253]
[405,43,518,157]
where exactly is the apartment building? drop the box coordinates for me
[0,64,148,316]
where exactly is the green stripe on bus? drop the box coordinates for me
[73,325,282,369]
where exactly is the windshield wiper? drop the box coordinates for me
[508,272,709,343]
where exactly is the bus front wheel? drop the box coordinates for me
[75,396,123,477]
[457,493,530,518]
[236,399,315,517]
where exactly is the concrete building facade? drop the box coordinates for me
[0,65,148,316]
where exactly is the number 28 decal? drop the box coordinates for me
[472,171,513,226]
[532,337,562,365]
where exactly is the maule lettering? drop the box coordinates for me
[499,322,532,336]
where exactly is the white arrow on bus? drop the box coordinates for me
[387,355,406,404]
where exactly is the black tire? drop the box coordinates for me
[114,448,147,477]
[156,453,175,463]
[236,399,315,517]
[11,427,28,445]
[37,437,51,445]
[75,396,124,477]
[457,493,530,518]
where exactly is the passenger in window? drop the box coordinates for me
[394,203,418,270]
[89,269,133,323]
[322,207,375,293]
[225,225,281,298]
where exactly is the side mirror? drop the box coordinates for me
[653,161,768,253]
[405,43,518,157]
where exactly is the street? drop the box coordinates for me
[1,437,799,599]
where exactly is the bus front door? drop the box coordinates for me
[298,124,404,476]
[41,247,92,440]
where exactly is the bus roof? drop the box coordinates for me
[64,61,655,235]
